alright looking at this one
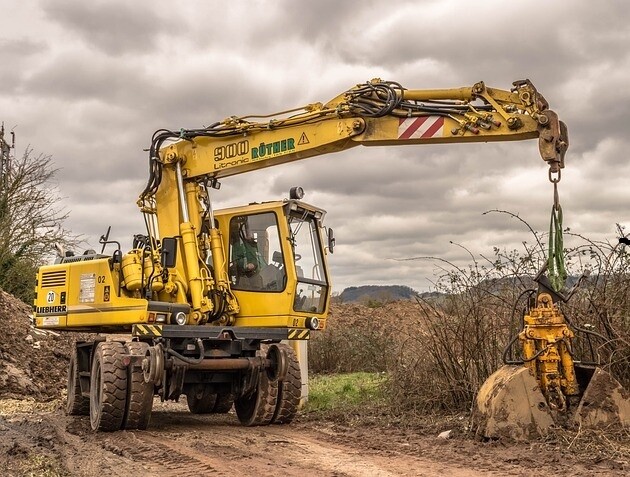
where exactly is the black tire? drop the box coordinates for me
[187,385,217,414]
[123,342,154,430]
[212,391,235,414]
[272,344,302,424]
[235,371,278,426]
[90,341,128,432]
[66,345,89,416]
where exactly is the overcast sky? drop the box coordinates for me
[2,0,629,293]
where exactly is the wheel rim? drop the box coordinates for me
[67,357,76,411]
[90,356,102,428]
[123,342,154,430]
[235,371,278,426]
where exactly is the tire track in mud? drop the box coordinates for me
[4,404,620,477]
[105,428,399,477]
[192,425,482,477]
[101,411,487,477]
[103,432,232,476]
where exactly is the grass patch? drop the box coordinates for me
[306,372,386,413]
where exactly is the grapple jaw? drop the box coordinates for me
[573,367,630,429]
[474,365,630,440]
[473,366,553,440]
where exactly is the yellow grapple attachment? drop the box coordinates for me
[474,287,630,440]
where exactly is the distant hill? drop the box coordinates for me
[335,274,585,306]
[338,285,420,304]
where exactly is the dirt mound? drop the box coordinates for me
[0,289,82,401]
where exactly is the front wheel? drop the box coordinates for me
[90,341,128,432]
[271,344,302,424]
[123,341,154,430]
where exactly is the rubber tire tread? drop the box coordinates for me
[66,345,89,416]
[123,342,154,430]
[90,341,128,432]
[272,344,301,424]
[187,386,217,414]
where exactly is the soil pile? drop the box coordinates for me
[0,290,78,400]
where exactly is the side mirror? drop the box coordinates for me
[327,228,335,254]
[161,237,178,268]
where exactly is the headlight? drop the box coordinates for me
[175,312,187,326]
[306,316,319,330]
[290,186,304,200]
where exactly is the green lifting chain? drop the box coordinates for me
[548,181,567,291]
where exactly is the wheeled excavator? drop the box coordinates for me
[33,78,628,435]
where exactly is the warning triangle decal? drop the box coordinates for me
[298,132,310,145]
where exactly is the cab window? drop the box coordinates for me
[229,213,286,292]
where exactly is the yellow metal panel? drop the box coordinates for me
[162,118,361,180]
[35,258,149,330]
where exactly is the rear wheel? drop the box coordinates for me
[66,345,89,416]
[123,342,154,430]
[187,384,217,414]
[212,391,235,413]
[90,341,128,432]
[271,344,301,424]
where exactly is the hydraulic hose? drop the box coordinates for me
[166,338,205,365]
[502,288,536,365]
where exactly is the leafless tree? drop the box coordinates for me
[0,147,79,301]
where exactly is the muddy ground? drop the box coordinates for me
[1,398,627,477]
[1,290,628,476]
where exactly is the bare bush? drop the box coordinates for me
[311,219,630,415]
[385,249,539,413]
[0,147,79,302]
[562,229,630,386]
[308,303,398,374]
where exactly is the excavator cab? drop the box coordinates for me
[214,198,330,330]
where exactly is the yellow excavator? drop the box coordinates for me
[33,78,627,435]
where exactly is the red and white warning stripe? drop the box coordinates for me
[398,116,444,139]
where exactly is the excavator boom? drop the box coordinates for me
[144,79,567,193]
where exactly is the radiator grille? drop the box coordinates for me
[40,270,67,288]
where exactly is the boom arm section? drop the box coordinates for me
[136,79,568,325]
[141,78,567,196]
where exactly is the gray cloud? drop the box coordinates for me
[0,38,47,93]
[42,1,167,56]
[2,0,629,293]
